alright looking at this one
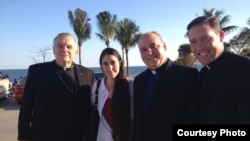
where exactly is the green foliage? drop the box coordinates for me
[241,48,250,57]
[96,11,118,48]
[202,8,238,35]
[178,44,192,56]
[114,18,141,75]
[229,17,250,57]
[176,44,196,66]
[230,35,246,55]
[238,17,250,48]
[68,8,92,65]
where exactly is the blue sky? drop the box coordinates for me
[1,0,249,69]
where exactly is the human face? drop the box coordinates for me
[138,33,167,70]
[53,35,78,67]
[101,54,120,79]
[188,23,224,65]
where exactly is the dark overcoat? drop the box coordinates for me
[133,59,198,141]
[18,61,95,141]
[196,51,250,124]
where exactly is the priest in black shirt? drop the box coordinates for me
[187,16,250,124]
[18,33,95,141]
[133,31,198,141]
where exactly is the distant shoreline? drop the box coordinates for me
[1,65,202,82]
[0,65,147,71]
[0,66,148,82]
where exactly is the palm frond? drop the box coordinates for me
[96,11,117,47]
[67,8,91,65]
[95,33,105,41]
[223,25,238,35]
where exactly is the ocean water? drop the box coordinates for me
[0,65,202,83]
[0,66,147,82]
[0,69,28,82]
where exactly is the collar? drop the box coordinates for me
[54,60,75,71]
[147,58,169,75]
[204,50,226,71]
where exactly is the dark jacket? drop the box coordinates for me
[133,59,198,141]
[196,51,250,124]
[18,61,95,141]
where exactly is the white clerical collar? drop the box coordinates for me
[151,70,157,75]
[63,63,74,71]
[205,65,211,70]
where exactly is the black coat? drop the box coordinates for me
[18,61,95,141]
[196,51,250,124]
[133,59,198,141]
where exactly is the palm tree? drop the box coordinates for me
[245,17,250,45]
[229,35,246,55]
[96,11,117,48]
[202,8,238,35]
[185,8,237,37]
[114,18,140,76]
[68,8,91,65]
[238,17,250,48]
[230,17,250,57]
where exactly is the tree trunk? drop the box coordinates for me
[78,42,82,65]
[122,47,125,63]
[105,40,110,48]
[125,48,129,76]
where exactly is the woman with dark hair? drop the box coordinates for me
[91,47,133,141]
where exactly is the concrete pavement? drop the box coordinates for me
[0,98,19,141]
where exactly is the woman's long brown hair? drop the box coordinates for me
[99,48,132,141]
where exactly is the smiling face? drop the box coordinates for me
[188,23,224,65]
[53,34,78,67]
[138,32,167,70]
[101,54,120,79]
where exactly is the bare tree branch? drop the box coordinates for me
[28,46,52,63]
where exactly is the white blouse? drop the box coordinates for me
[91,77,133,141]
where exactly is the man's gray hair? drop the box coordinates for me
[53,32,77,46]
[139,31,164,43]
